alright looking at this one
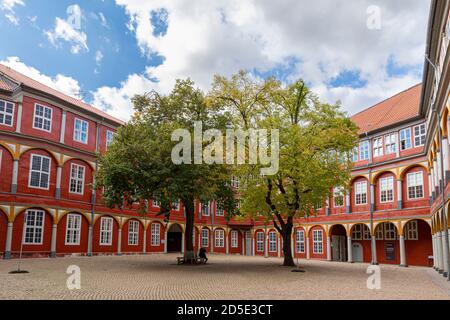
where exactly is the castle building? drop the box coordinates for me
[0,0,448,274]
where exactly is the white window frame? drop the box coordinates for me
[355,181,367,205]
[413,124,426,147]
[296,230,305,253]
[399,128,412,151]
[352,146,358,162]
[106,130,115,149]
[201,201,210,216]
[313,230,323,254]
[385,133,397,154]
[407,171,424,200]
[216,202,224,216]
[384,223,397,240]
[65,213,82,245]
[256,231,264,252]
[73,118,89,144]
[352,225,362,240]
[99,217,113,246]
[28,154,51,190]
[373,137,383,157]
[231,230,238,248]
[333,187,344,207]
[128,220,139,246]
[171,200,180,211]
[231,176,240,189]
[151,223,161,246]
[405,221,418,240]
[0,99,14,127]
[269,231,277,252]
[379,176,394,203]
[152,197,161,208]
[69,163,85,195]
[201,229,209,247]
[376,224,384,240]
[359,141,369,161]
[32,103,52,132]
[23,209,45,245]
[215,229,224,248]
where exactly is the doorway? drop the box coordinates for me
[167,224,183,253]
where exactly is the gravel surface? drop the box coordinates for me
[0,254,448,300]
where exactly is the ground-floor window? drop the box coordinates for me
[201,229,209,248]
[296,230,305,253]
[128,220,139,246]
[351,224,370,240]
[215,229,224,248]
[313,230,323,254]
[24,209,45,244]
[151,223,160,246]
[405,221,418,240]
[65,213,81,245]
[269,231,277,252]
[231,230,238,248]
[256,232,264,252]
[100,217,113,245]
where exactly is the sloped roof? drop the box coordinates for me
[351,84,422,135]
[0,73,19,92]
[0,64,124,125]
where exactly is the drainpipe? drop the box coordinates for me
[426,55,450,280]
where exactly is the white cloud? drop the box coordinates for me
[95,50,104,65]
[91,0,430,121]
[44,5,88,54]
[1,56,82,99]
[0,0,25,25]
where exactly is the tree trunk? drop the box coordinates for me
[282,217,295,267]
[183,198,195,261]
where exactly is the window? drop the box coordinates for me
[333,187,344,207]
[385,133,397,154]
[152,197,161,208]
[352,225,362,240]
[373,137,383,157]
[363,225,371,240]
[407,172,424,199]
[128,220,139,246]
[201,201,210,216]
[106,130,115,148]
[399,128,412,150]
[313,230,323,254]
[231,230,238,248]
[405,221,418,240]
[151,223,160,246]
[379,176,394,203]
[359,141,369,161]
[74,118,89,144]
[215,229,224,248]
[100,217,113,245]
[352,146,358,162]
[315,201,323,211]
[29,154,51,189]
[269,231,277,252]
[384,223,397,240]
[231,176,240,189]
[414,124,426,147]
[65,214,81,245]
[256,232,264,252]
[296,230,305,253]
[69,163,85,194]
[171,200,180,211]
[33,104,52,132]
[355,181,367,205]
[216,202,224,216]
[24,210,45,244]
[376,225,384,240]
[0,100,14,126]
[201,229,209,247]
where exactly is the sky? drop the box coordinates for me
[0,0,431,122]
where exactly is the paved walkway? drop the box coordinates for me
[0,254,449,300]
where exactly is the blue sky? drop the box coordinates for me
[0,0,430,121]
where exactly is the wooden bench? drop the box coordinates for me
[177,256,206,265]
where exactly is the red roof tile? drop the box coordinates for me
[0,64,124,125]
[351,84,422,135]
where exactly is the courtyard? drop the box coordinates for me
[0,254,449,300]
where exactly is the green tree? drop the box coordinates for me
[96,79,237,261]
[210,71,358,266]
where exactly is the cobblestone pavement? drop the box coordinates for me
[0,254,449,300]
